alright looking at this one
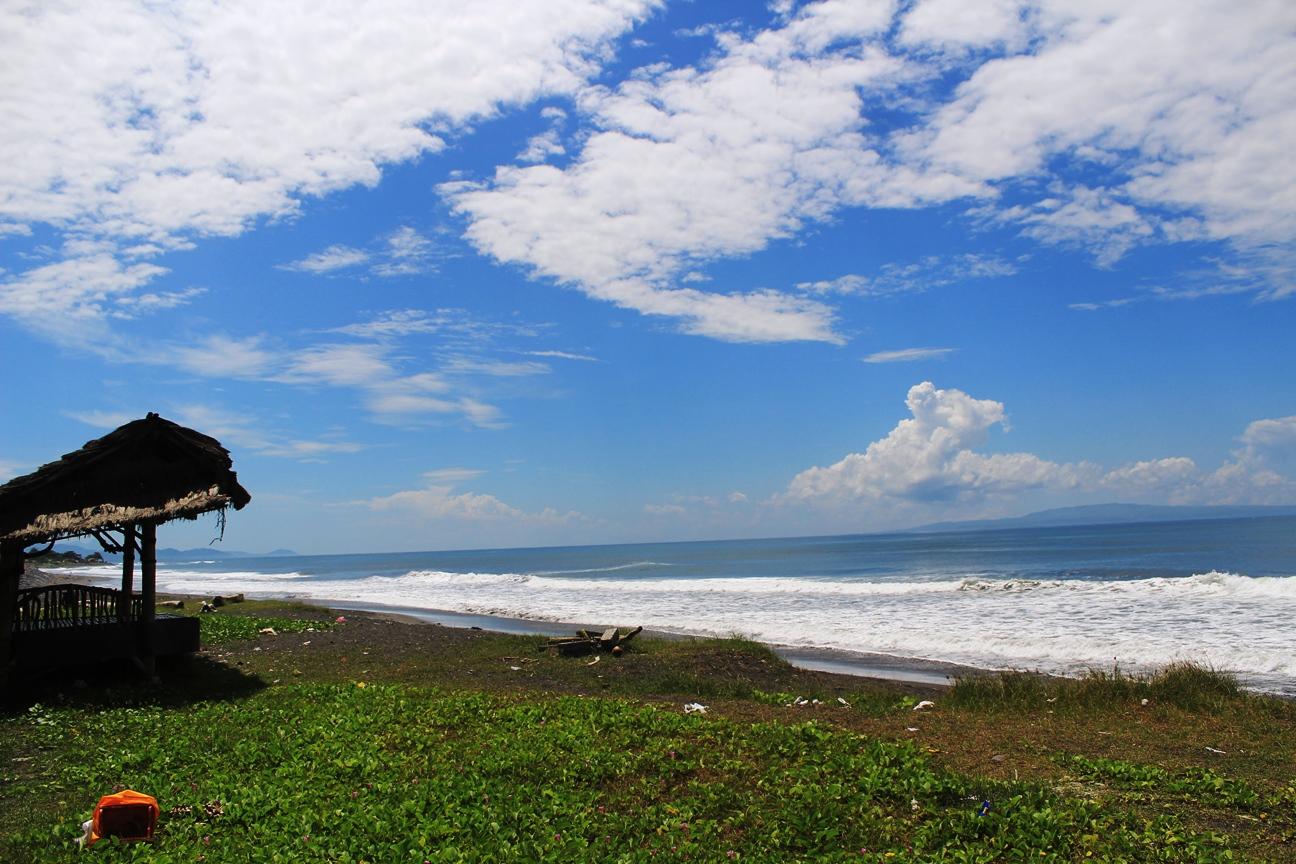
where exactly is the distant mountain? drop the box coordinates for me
[156,547,299,560]
[910,503,1296,534]
[43,542,296,562]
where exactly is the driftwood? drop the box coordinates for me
[539,626,643,656]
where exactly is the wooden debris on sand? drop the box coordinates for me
[539,625,642,657]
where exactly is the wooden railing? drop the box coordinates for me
[13,584,143,632]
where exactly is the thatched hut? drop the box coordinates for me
[0,413,250,685]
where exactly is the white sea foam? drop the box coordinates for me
[58,562,1296,694]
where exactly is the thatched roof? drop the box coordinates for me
[0,413,251,546]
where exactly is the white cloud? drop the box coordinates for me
[282,227,438,278]
[444,358,552,377]
[905,1,1296,264]
[0,248,168,335]
[727,491,748,503]
[280,245,371,274]
[172,334,279,379]
[372,226,437,277]
[369,478,579,524]
[281,344,396,388]
[644,503,687,515]
[786,382,1078,504]
[862,347,955,363]
[783,382,1296,517]
[161,403,364,461]
[2,0,657,239]
[0,0,658,330]
[798,254,1017,296]
[899,0,1030,52]
[518,129,567,164]
[445,2,968,343]
[1226,415,1296,487]
[527,350,600,362]
[1098,457,1198,492]
[449,1,1295,334]
[65,410,139,430]
[0,459,25,480]
[423,468,487,484]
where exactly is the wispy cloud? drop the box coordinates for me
[0,458,28,479]
[67,403,364,462]
[282,227,440,278]
[862,347,956,364]
[280,245,371,274]
[526,350,599,362]
[423,467,486,484]
[444,357,551,377]
[798,255,1017,297]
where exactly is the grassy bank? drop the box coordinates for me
[2,601,1293,862]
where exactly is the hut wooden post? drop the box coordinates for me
[0,541,21,688]
[139,522,157,676]
[118,524,136,625]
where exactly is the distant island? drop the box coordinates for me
[909,503,1296,534]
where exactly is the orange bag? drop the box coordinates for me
[87,790,159,846]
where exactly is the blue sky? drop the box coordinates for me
[2,0,1294,554]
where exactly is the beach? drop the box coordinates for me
[36,514,1296,696]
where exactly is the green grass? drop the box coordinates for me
[1055,754,1296,815]
[0,684,1243,863]
[194,613,333,645]
[949,662,1255,713]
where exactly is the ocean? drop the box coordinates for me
[56,515,1296,694]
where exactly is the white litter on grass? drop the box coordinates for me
[509,666,521,671]
[906,726,919,732]
[837,697,851,707]
[1206,747,1227,755]
[913,700,935,711]
[684,702,708,715]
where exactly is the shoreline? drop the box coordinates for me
[301,597,972,687]
[21,566,973,687]
[32,565,1287,694]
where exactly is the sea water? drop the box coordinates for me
[56,515,1296,694]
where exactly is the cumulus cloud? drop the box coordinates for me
[784,382,1296,516]
[369,472,580,524]
[786,382,1078,504]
